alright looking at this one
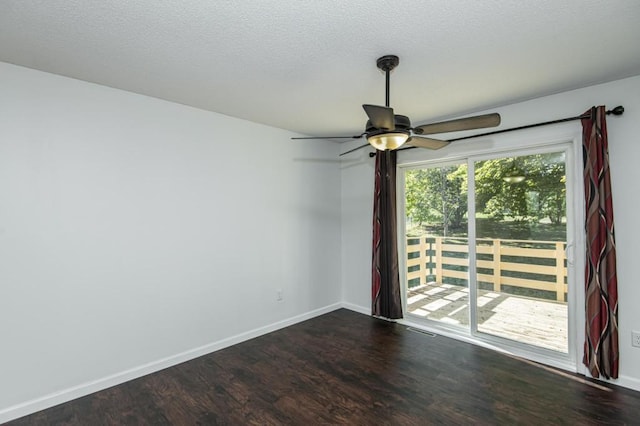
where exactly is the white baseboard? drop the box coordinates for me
[0,302,342,424]
[596,374,640,393]
[341,302,370,316]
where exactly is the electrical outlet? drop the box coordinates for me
[633,331,640,348]
[276,289,283,301]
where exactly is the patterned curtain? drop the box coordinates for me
[372,150,403,319]
[581,106,619,379]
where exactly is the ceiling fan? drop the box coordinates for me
[292,55,501,154]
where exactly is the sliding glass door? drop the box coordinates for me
[402,146,572,358]
[471,151,568,353]
[404,162,470,328]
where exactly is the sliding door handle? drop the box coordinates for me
[565,242,575,266]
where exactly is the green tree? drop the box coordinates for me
[526,154,566,225]
[405,165,467,235]
[475,158,530,221]
[474,153,566,224]
[405,153,566,236]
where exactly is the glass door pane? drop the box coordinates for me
[473,152,568,353]
[404,163,469,329]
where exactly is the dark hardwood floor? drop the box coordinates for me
[8,309,640,425]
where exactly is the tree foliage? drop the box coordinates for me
[475,153,566,224]
[405,164,467,235]
[405,153,566,234]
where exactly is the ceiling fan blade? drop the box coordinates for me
[406,136,450,150]
[291,134,364,140]
[363,104,395,130]
[414,113,501,135]
[339,143,370,156]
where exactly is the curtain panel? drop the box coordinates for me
[372,150,403,319]
[581,106,619,379]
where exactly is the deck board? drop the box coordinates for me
[407,282,568,352]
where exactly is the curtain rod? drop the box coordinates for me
[362,105,625,157]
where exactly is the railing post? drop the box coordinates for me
[405,237,409,286]
[492,238,501,292]
[428,238,434,280]
[419,236,428,285]
[434,237,442,285]
[555,242,565,302]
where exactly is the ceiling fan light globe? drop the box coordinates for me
[367,132,409,151]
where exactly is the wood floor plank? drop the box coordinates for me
[7,309,640,425]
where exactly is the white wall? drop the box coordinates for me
[0,62,341,420]
[341,75,640,390]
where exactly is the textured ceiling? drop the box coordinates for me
[1,1,640,137]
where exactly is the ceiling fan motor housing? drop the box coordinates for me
[365,114,411,136]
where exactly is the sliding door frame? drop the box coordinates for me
[397,129,585,373]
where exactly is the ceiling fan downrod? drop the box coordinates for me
[376,55,399,108]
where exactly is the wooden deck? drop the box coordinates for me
[407,282,568,352]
